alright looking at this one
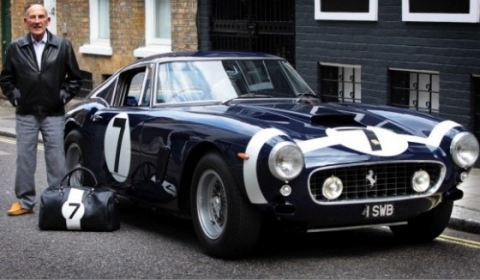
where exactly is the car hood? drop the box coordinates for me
[219,101,454,139]
[188,100,462,166]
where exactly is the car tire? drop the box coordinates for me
[389,200,453,242]
[65,129,94,186]
[191,152,261,258]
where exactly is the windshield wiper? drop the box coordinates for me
[222,93,273,105]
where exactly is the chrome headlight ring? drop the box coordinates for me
[450,131,480,168]
[268,141,305,181]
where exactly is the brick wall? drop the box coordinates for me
[295,0,480,127]
[172,0,198,51]
[57,0,145,87]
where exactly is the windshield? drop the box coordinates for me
[155,59,315,104]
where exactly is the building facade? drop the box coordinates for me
[0,0,198,95]
[2,0,480,146]
[197,0,480,146]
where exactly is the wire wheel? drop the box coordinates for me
[191,152,261,258]
[196,169,227,239]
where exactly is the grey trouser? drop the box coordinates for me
[15,115,67,209]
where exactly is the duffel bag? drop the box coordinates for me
[38,166,120,231]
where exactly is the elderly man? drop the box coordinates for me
[0,4,82,216]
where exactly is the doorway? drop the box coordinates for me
[210,0,295,66]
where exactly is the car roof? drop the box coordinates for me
[135,50,283,64]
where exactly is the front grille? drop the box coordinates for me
[309,161,444,204]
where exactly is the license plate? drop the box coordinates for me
[362,203,394,218]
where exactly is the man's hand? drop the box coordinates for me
[60,90,72,104]
[7,89,20,107]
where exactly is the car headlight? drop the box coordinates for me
[268,142,304,180]
[322,176,344,200]
[411,170,430,192]
[450,132,480,168]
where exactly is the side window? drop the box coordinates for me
[112,67,148,107]
[139,76,152,106]
[125,72,146,106]
[94,77,117,103]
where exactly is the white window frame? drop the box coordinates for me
[79,0,112,56]
[134,0,172,58]
[314,0,378,21]
[402,0,480,23]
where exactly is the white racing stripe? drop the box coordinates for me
[297,137,338,154]
[104,113,131,182]
[244,128,286,204]
[298,120,461,156]
[426,120,460,147]
[61,188,86,230]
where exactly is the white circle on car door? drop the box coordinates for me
[104,113,131,182]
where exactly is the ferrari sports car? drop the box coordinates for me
[64,51,479,258]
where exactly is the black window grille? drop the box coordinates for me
[320,65,361,103]
[390,70,439,114]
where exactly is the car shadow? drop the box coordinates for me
[116,197,200,248]
[116,198,442,260]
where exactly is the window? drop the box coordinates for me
[79,0,112,56]
[113,67,150,107]
[125,72,146,106]
[320,64,362,103]
[314,0,378,21]
[134,0,172,58]
[389,69,439,114]
[402,0,480,23]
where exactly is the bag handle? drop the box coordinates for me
[61,165,99,188]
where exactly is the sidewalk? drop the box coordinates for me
[0,99,478,234]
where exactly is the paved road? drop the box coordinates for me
[1,135,480,278]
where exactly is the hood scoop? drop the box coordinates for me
[311,113,364,128]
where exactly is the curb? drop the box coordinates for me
[0,131,16,138]
[449,206,480,234]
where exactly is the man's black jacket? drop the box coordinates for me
[0,30,82,116]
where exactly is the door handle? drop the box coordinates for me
[90,114,103,122]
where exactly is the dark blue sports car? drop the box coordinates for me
[64,51,479,258]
